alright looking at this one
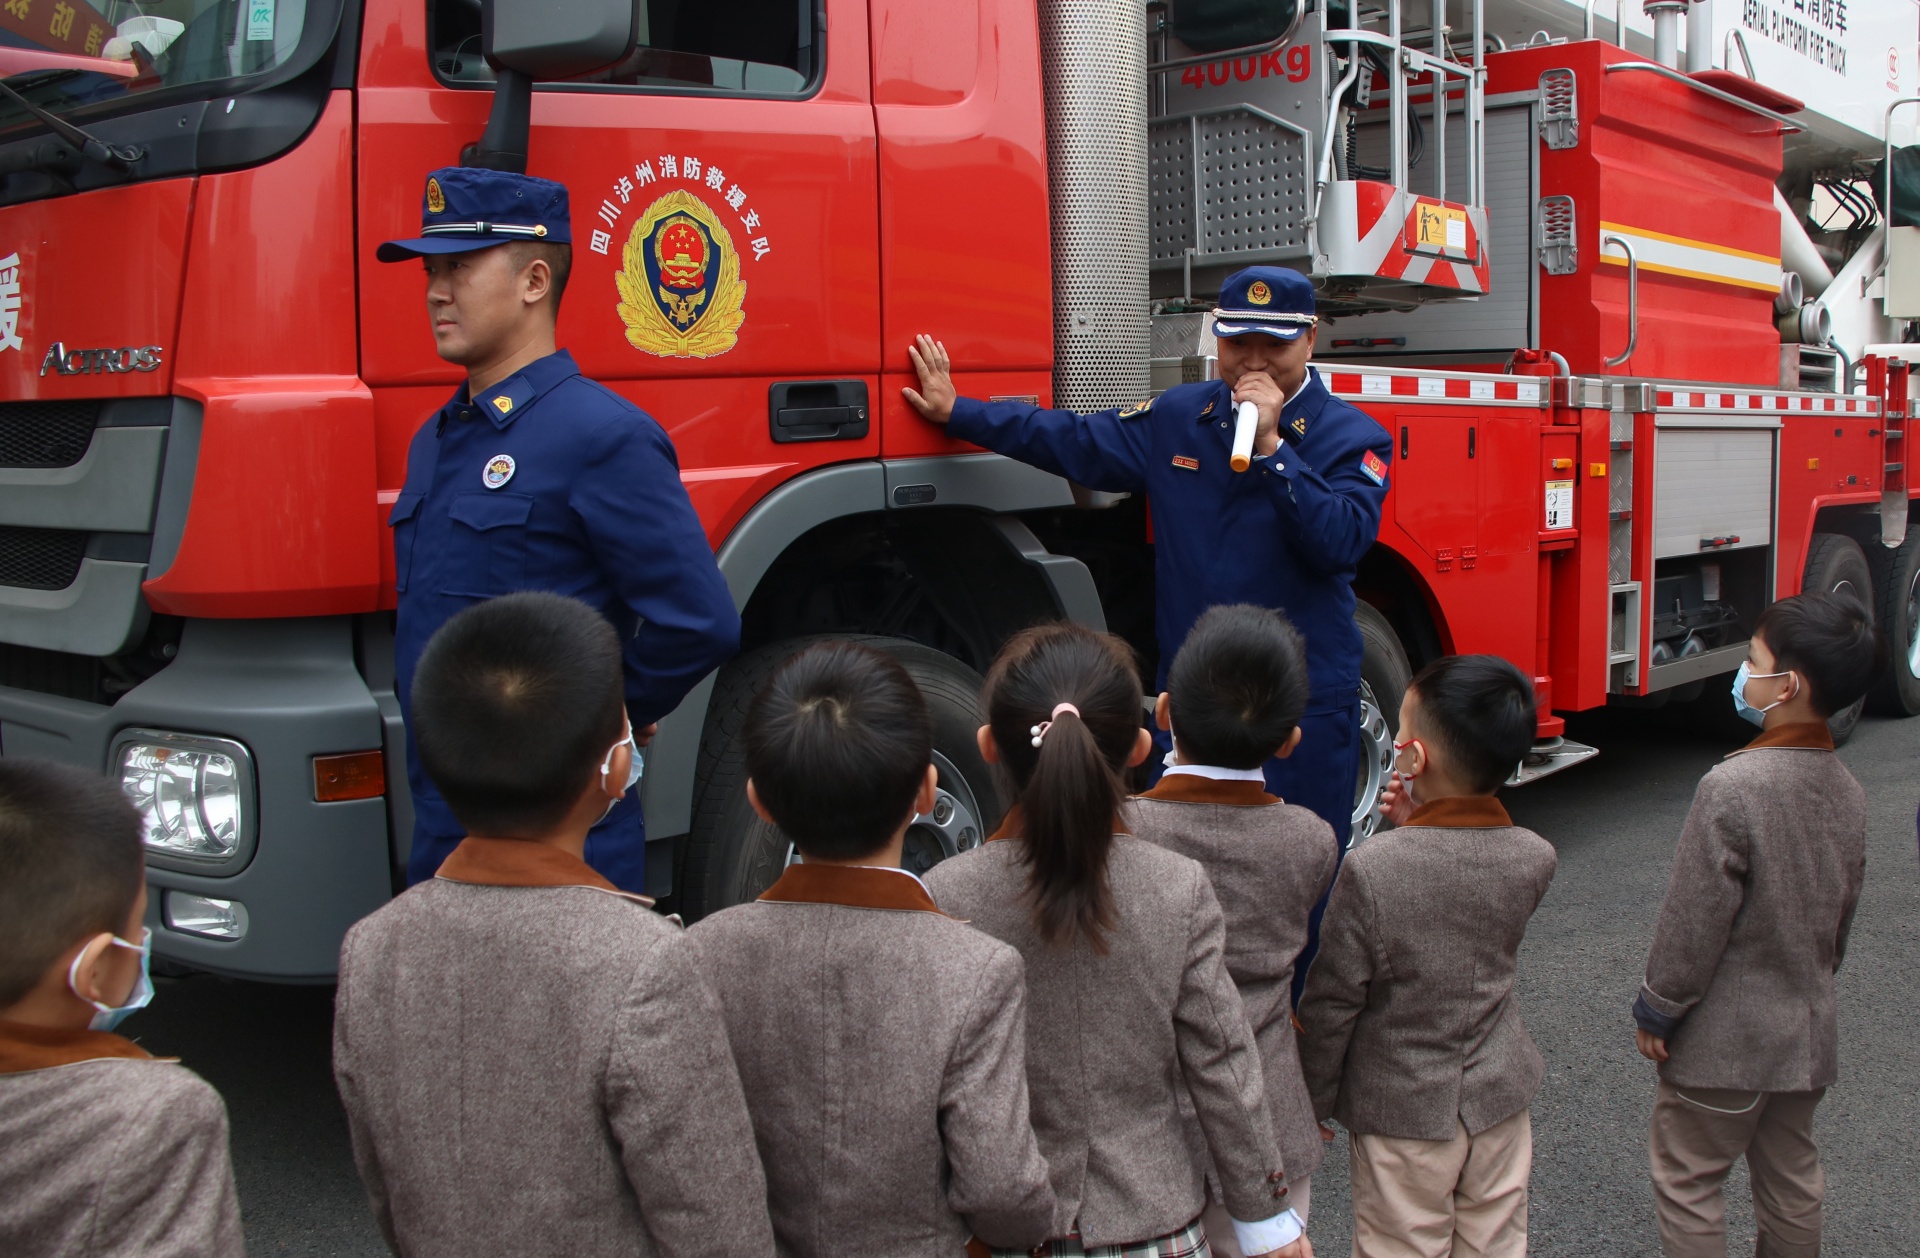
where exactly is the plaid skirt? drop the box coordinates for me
[979,1216,1211,1258]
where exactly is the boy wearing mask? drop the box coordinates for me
[686,642,1057,1256]
[0,758,244,1258]
[332,592,773,1256]
[1634,591,1879,1257]
[1297,655,1555,1258]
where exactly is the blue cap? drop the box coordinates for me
[377,167,572,262]
[1212,266,1318,341]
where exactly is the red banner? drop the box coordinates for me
[0,0,117,60]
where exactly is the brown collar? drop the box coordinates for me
[1730,721,1835,756]
[986,804,1132,842]
[436,837,654,906]
[758,863,947,916]
[0,1019,155,1074]
[1135,774,1280,807]
[1403,796,1513,829]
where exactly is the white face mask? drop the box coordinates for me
[69,928,154,1033]
[598,725,643,819]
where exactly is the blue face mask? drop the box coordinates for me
[68,928,154,1033]
[1731,661,1795,727]
[597,727,645,820]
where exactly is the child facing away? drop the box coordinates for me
[0,758,244,1258]
[1129,604,1339,1250]
[1633,591,1879,1257]
[684,642,1057,1256]
[925,623,1309,1258]
[1296,654,1554,1258]
[331,592,775,1257]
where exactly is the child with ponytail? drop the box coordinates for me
[925,623,1309,1258]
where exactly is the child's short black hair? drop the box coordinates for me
[1406,654,1536,794]
[0,759,145,1007]
[1168,604,1309,769]
[411,592,626,837]
[1752,590,1883,717]
[744,642,933,861]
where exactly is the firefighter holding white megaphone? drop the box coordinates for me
[905,266,1393,982]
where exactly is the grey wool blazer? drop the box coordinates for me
[1637,722,1867,1092]
[1297,796,1557,1142]
[685,862,1056,1256]
[925,821,1289,1248]
[0,1024,244,1258]
[332,838,775,1258]
[1130,773,1339,1183]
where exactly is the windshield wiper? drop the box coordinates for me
[0,74,145,169]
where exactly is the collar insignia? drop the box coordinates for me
[1118,398,1153,418]
[1291,414,1308,437]
[492,395,513,415]
[1197,399,1215,420]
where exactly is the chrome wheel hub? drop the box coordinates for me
[1351,681,1394,847]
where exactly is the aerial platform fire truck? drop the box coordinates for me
[0,0,1915,980]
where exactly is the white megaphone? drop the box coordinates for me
[1229,400,1259,472]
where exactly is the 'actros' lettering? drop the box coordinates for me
[38,342,164,376]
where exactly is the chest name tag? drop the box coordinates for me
[483,454,517,489]
[1172,454,1201,471]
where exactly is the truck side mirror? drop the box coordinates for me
[464,0,641,173]
[483,0,639,81]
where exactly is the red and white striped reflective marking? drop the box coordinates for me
[1655,390,1879,415]
[1323,369,1547,407]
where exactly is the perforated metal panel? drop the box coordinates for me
[1040,0,1149,411]
[1150,107,1311,268]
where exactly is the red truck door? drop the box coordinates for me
[355,0,881,560]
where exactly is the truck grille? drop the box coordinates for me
[0,526,87,590]
[0,400,100,468]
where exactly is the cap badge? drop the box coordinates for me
[618,190,746,359]
[492,395,513,415]
[1247,280,1272,306]
[426,178,446,214]
[482,454,516,489]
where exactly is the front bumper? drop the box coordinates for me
[0,616,394,980]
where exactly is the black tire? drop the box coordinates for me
[677,636,1004,922]
[1352,602,1413,845]
[1866,526,1920,717]
[1802,533,1873,745]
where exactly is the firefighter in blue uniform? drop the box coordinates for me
[379,167,740,893]
[905,265,1391,851]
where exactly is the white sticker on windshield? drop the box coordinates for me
[247,0,275,41]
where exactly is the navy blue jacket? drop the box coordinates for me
[390,350,741,882]
[949,367,1391,711]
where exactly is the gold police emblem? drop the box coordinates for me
[617,190,746,359]
[1247,280,1272,306]
[426,177,446,214]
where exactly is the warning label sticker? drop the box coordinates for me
[1545,480,1574,530]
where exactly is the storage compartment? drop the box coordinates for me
[1642,549,1772,693]
[1651,426,1774,559]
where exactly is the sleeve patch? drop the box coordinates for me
[1360,450,1388,486]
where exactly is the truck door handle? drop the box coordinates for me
[769,380,870,443]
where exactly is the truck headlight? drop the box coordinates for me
[112,731,256,867]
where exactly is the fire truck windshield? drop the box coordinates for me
[0,0,322,132]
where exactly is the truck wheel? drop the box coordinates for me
[1866,528,1920,717]
[678,636,1004,922]
[1802,533,1873,745]
[1352,603,1412,845]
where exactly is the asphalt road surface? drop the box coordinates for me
[118,706,1920,1257]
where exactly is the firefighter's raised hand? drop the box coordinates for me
[1231,370,1287,457]
[904,335,957,425]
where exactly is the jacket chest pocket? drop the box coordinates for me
[388,491,424,594]
[442,492,534,598]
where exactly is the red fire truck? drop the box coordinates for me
[1,0,1914,980]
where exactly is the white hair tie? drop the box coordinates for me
[1030,702,1081,747]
